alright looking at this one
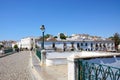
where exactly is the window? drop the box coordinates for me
[91,43,93,47]
[81,43,83,46]
[77,43,80,47]
[85,43,88,46]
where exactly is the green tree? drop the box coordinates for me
[0,45,2,49]
[54,36,58,38]
[44,34,51,38]
[60,33,66,40]
[40,34,52,41]
[109,33,120,51]
[0,45,4,49]
[14,44,18,49]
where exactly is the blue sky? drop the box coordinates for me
[0,0,120,41]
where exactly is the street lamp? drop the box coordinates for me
[40,25,45,49]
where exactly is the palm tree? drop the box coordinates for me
[109,33,120,51]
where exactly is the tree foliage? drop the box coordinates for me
[0,45,2,49]
[0,45,4,49]
[109,33,120,50]
[44,34,51,38]
[14,44,18,49]
[54,36,58,38]
[60,33,66,40]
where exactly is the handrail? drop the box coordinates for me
[77,59,120,80]
[36,49,41,60]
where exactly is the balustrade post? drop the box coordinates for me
[41,49,46,66]
[67,54,80,80]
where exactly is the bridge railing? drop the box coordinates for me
[36,49,41,60]
[4,48,13,54]
[67,53,120,80]
[76,59,120,80]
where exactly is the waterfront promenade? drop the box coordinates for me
[0,51,33,80]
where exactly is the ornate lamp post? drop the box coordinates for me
[40,25,45,49]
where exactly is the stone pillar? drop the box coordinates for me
[67,54,80,80]
[41,49,46,66]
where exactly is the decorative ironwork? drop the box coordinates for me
[77,60,120,80]
[4,48,13,53]
[36,49,41,60]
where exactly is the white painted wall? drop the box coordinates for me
[20,37,34,50]
[46,51,120,66]
[38,41,115,51]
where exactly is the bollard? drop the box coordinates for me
[40,49,46,66]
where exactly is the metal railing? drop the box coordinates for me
[36,49,41,60]
[4,48,13,53]
[77,59,120,80]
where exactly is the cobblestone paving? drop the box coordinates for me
[0,51,33,80]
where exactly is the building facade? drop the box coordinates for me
[20,37,34,50]
[37,40,115,52]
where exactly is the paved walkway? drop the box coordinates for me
[0,51,68,80]
[0,51,33,80]
[31,52,68,80]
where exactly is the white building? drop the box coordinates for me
[66,34,104,41]
[20,37,34,50]
[38,40,115,52]
[13,37,35,50]
[2,41,13,48]
[35,33,116,52]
